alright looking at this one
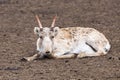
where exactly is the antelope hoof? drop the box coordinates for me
[77,53,86,58]
[21,57,31,61]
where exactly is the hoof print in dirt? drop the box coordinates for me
[65,60,69,63]
[4,67,21,71]
[108,57,113,60]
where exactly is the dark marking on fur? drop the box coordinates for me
[85,42,97,52]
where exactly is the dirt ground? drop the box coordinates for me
[0,0,120,80]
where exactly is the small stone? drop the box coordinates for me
[2,49,7,53]
[3,34,6,36]
[118,57,120,60]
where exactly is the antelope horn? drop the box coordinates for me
[35,15,42,28]
[51,15,57,27]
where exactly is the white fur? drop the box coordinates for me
[35,27,111,59]
[24,26,111,61]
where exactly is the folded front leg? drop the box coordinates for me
[22,53,40,61]
[22,51,46,61]
[53,52,76,59]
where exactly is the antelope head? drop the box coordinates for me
[34,15,59,56]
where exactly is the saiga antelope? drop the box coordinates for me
[23,15,111,61]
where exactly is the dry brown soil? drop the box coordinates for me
[0,0,120,80]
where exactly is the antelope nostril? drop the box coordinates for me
[45,51,50,54]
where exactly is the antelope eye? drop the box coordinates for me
[39,36,43,39]
[51,36,54,38]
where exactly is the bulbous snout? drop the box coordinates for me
[45,51,51,54]
[41,36,53,55]
[44,51,51,57]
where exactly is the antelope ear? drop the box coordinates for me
[53,27,60,36]
[34,27,40,35]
